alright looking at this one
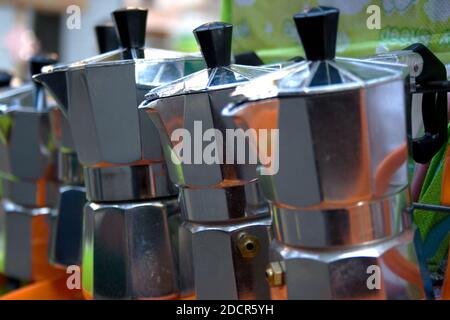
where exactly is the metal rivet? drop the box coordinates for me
[265,261,284,287]
[237,232,260,258]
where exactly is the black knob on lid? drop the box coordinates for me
[193,22,233,69]
[293,6,339,61]
[95,24,120,54]
[30,53,58,76]
[0,70,12,88]
[112,8,147,49]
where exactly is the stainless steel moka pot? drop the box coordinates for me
[222,7,427,299]
[0,55,59,282]
[140,22,275,300]
[48,24,121,269]
[35,8,204,299]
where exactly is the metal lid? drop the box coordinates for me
[144,22,276,101]
[145,64,275,100]
[225,7,407,105]
[34,8,205,122]
[41,8,204,89]
[227,58,406,104]
[45,47,199,71]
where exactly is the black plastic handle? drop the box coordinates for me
[112,8,147,49]
[405,43,448,164]
[293,6,339,61]
[193,22,233,68]
[95,24,120,54]
[0,70,12,88]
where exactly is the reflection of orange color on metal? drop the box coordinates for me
[442,243,450,300]
[0,276,84,300]
[139,293,179,300]
[270,286,287,300]
[35,178,47,208]
[92,159,166,168]
[374,143,408,197]
[231,98,278,174]
[81,289,186,300]
[383,248,424,291]
[354,91,371,206]
[374,143,408,243]
[36,163,56,207]
[373,142,424,293]
[31,215,65,282]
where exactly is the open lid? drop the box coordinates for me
[226,7,407,104]
[144,21,276,101]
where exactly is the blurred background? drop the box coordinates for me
[0,0,448,81]
[0,0,220,79]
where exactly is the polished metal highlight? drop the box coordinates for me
[35,8,205,299]
[185,216,272,300]
[0,200,55,281]
[222,7,425,300]
[84,163,176,202]
[82,199,181,299]
[269,229,423,300]
[0,86,59,280]
[272,188,411,247]
[180,180,267,222]
[140,22,274,300]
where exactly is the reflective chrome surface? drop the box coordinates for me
[143,80,278,188]
[34,10,206,299]
[0,199,54,281]
[2,180,58,207]
[146,64,276,99]
[186,215,272,299]
[0,83,59,207]
[44,85,87,268]
[223,80,423,299]
[221,7,425,300]
[139,23,276,299]
[227,58,407,101]
[0,106,58,197]
[57,150,84,185]
[273,188,411,247]
[0,82,60,278]
[84,164,176,202]
[82,198,187,300]
[36,57,204,167]
[180,179,267,222]
[225,79,409,207]
[270,228,424,300]
[0,83,34,107]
